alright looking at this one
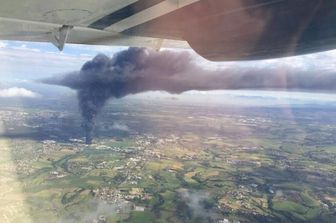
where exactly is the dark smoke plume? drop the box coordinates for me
[42,47,336,144]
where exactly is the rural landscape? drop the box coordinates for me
[0,93,335,223]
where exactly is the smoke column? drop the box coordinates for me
[42,47,336,144]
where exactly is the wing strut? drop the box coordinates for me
[49,25,73,51]
[154,39,164,51]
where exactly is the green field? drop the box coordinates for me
[1,102,336,223]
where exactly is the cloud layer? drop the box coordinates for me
[0,87,39,98]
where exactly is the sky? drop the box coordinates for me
[0,40,336,105]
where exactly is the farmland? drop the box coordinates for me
[0,96,335,222]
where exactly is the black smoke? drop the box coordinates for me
[42,47,336,144]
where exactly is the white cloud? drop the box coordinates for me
[0,41,7,48]
[67,43,127,53]
[0,87,40,98]
[112,123,129,131]
[11,43,42,52]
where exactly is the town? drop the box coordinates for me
[0,97,335,223]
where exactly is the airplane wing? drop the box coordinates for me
[0,0,335,61]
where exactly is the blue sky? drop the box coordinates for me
[0,40,336,104]
[0,40,126,81]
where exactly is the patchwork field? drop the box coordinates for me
[0,98,335,223]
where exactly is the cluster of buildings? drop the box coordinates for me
[15,159,33,175]
[94,187,150,205]
[217,219,240,223]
